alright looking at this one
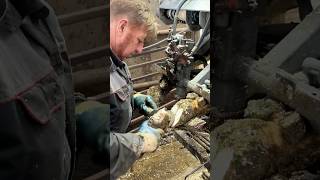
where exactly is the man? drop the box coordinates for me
[0,0,75,179]
[109,0,162,177]
[76,0,162,179]
[109,0,158,133]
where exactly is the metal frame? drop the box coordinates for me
[159,0,210,12]
[70,46,107,66]
[132,72,161,82]
[128,57,166,69]
[261,5,320,73]
[237,5,320,132]
[213,3,320,132]
[58,5,107,26]
[187,64,210,102]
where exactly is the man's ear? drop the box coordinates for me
[117,19,128,34]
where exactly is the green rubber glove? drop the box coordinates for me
[133,93,158,116]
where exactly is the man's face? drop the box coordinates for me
[112,19,147,60]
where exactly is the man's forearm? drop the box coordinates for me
[109,132,144,179]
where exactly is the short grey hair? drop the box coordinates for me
[110,0,158,42]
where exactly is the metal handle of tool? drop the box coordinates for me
[184,160,210,180]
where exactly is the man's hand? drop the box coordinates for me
[149,108,172,129]
[133,93,157,116]
[136,120,163,153]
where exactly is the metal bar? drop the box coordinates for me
[130,47,166,58]
[261,5,320,73]
[130,115,145,127]
[133,80,159,90]
[184,160,209,180]
[142,28,189,51]
[193,136,210,151]
[159,99,178,109]
[130,99,178,126]
[138,89,148,94]
[73,68,106,88]
[195,134,210,147]
[70,46,107,66]
[58,5,107,26]
[237,57,320,133]
[182,126,210,148]
[132,72,161,82]
[196,132,210,143]
[187,65,210,102]
[157,27,189,35]
[70,46,163,66]
[128,57,166,70]
[143,38,168,51]
[174,130,209,163]
[187,81,210,103]
[87,81,158,101]
[83,169,108,180]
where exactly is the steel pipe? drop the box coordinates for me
[133,80,159,90]
[58,5,107,26]
[73,62,162,88]
[87,81,159,101]
[70,46,107,66]
[130,47,166,58]
[143,38,168,51]
[157,27,189,35]
[128,57,166,70]
[130,99,178,127]
[70,46,163,66]
[132,72,161,82]
[73,68,106,88]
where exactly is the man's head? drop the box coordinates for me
[110,0,157,60]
